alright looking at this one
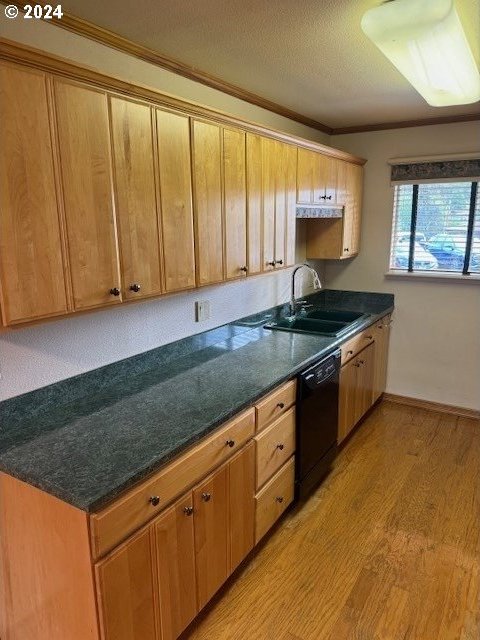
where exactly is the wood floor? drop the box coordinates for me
[183,400,480,640]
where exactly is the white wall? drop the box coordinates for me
[0,18,328,401]
[325,122,480,412]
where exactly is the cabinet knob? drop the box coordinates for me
[240,266,248,273]
[275,259,284,266]
[183,506,194,516]
[201,492,211,502]
[267,260,276,267]
[326,195,332,200]
[365,335,373,340]
[275,496,284,503]
[149,496,160,507]
[276,443,285,451]
[276,402,285,409]
[129,283,141,292]
[226,439,235,448]
[344,248,350,253]
[109,287,121,297]
[347,350,354,355]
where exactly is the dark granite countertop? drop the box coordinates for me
[0,289,394,512]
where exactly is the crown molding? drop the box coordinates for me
[2,1,332,135]
[331,112,480,135]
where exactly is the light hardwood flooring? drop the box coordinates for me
[183,400,480,640]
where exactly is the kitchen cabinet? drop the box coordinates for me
[54,79,122,310]
[95,528,157,640]
[0,63,69,325]
[305,162,364,260]
[229,442,255,573]
[156,109,196,293]
[110,97,162,300]
[246,133,263,275]
[154,492,198,640]
[372,314,392,403]
[297,148,339,205]
[338,341,375,442]
[223,127,247,280]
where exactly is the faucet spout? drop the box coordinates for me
[290,264,322,317]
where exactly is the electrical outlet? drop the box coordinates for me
[195,300,211,322]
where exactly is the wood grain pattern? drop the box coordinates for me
[0,63,69,325]
[184,402,480,640]
[54,79,122,309]
[156,108,196,292]
[96,528,157,640]
[296,148,316,205]
[109,96,162,299]
[284,143,297,267]
[383,394,480,420]
[192,119,224,286]
[255,380,296,433]
[338,356,358,443]
[0,473,99,640]
[223,128,247,279]
[246,133,263,275]
[372,314,392,403]
[153,492,198,640]
[91,408,255,558]
[254,409,296,489]
[274,140,287,267]
[354,341,375,425]
[262,137,276,271]
[0,39,367,165]
[194,464,229,610]
[255,456,295,544]
[228,442,255,574]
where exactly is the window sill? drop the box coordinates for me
[385,270,480,284]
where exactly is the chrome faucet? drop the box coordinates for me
[290,264,322,316]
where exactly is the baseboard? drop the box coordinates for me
[383,393,480,420]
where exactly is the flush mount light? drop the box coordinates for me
[361,0,480,106]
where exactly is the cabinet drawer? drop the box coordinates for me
[254,408,295,489]
[255,380,296,432]
[91,408,255,558]
[341,327,375,365]
[255,457,294,544]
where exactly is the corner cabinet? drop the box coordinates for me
[0,50,364,327]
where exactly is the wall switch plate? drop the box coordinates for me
[195,300,211,322]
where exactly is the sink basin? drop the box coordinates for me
[305,309,364,323]
[264,309,368,337]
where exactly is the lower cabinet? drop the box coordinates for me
[96,442,255,640]
[338,341,375,443]
[372,313,392,403]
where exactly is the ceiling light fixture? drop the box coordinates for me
[361,0,480,106]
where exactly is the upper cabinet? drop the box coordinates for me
[54,79,122,310]
[109,97,163,301]
[0,63,69,325]
[0,54,365,327]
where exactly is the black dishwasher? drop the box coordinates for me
[296,350,341,500]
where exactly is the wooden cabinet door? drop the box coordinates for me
[223,128,247,279]
[284,143,297,267]
[372,315,391,403]
[192,119,224,286]
[156,109,196,293]
[338,357,358,443]
[0,64,69,325]
[274,141,286,268]
[354,342,375,424]
[246,133,262,275]
[96,528,157,640]
[342,163,363,258]
[228,442,255,573]
[324,157,338,203]
[296,148,315,204]
[110,97,162,300]
[262,137,276,271]
[350,164,363,255]
[194,464,229,609]
[54,80,121,310]
[153,492,197,640]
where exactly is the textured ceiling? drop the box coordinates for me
[58,0,480,128]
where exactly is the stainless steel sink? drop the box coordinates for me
[264,309,368,337]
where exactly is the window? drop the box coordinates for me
[389,159,480,276]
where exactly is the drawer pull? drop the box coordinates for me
[149,496,160,507]
[276,402,285,409]
[183,506,194,516]
[201,492,211,502]
[226,439,235,448]
[365,335,373,340]
[276,443,285,451]
[275,496,284,503]
[347,350,353,355]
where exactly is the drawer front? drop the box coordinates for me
[341,327,375,365]
[255,456,294,544]
[255,380,296,432]
[91,408,255,558]
[254,408,295,490]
